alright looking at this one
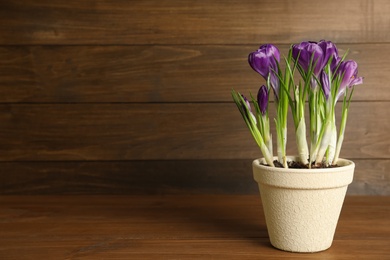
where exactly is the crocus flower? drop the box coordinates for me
[248,44,280,99]
[257,85,268,115]
[336,60,364,100]
[292,41,324,77]
[318,40,340,72]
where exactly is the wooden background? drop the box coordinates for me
[0,0,389,195]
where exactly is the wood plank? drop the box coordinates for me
[0,0,389,45]
[0,159,389,195]
[0,195,389,259]
[0,102,388,161]
[0,44,383,102]
[0,160,255,195]
[1,239,389,259]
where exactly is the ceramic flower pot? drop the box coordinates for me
[252,156,355,253]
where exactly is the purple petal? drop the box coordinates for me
[292,41,311,71]
[248,44,280,99]
[248,44,280,79]
[241,94,257,123]
[320,70,330,100]
[350,76,364,86]
[257,85,268,115]
[336,60,363,100]
[337,60,359,89]
[292,41,324,76]
[241,94,251,111]
[318,40,340,72]
[269,73,280,100]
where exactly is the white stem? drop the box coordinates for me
[250,120,274,167]
[283,156,288,168]
[326,124,337,166]
[260,142,275,167]
[296,117,309,165]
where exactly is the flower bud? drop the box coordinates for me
[257,85,268,115]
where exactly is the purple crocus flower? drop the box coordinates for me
[292,41,325,77]
[318,40,340,72]
[248,44,280,99]
[257,85,268,115]
[336,60,364,100]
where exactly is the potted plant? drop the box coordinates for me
[232,40,363,253]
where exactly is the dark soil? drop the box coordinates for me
[265,160,340,169]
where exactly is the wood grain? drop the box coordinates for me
[0,195,389,259]
[0,102,388,161]
[0,0,388,196]
[0,44,384,103]
[0,0,389,45]
[0,159,389,195]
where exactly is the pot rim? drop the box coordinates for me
[253,156,355,189]
[253,156,355,174]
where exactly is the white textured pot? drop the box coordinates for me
[253,156,355,253]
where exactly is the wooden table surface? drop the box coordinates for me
[1,195,389,259]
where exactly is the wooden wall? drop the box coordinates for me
[0,0,389,195]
